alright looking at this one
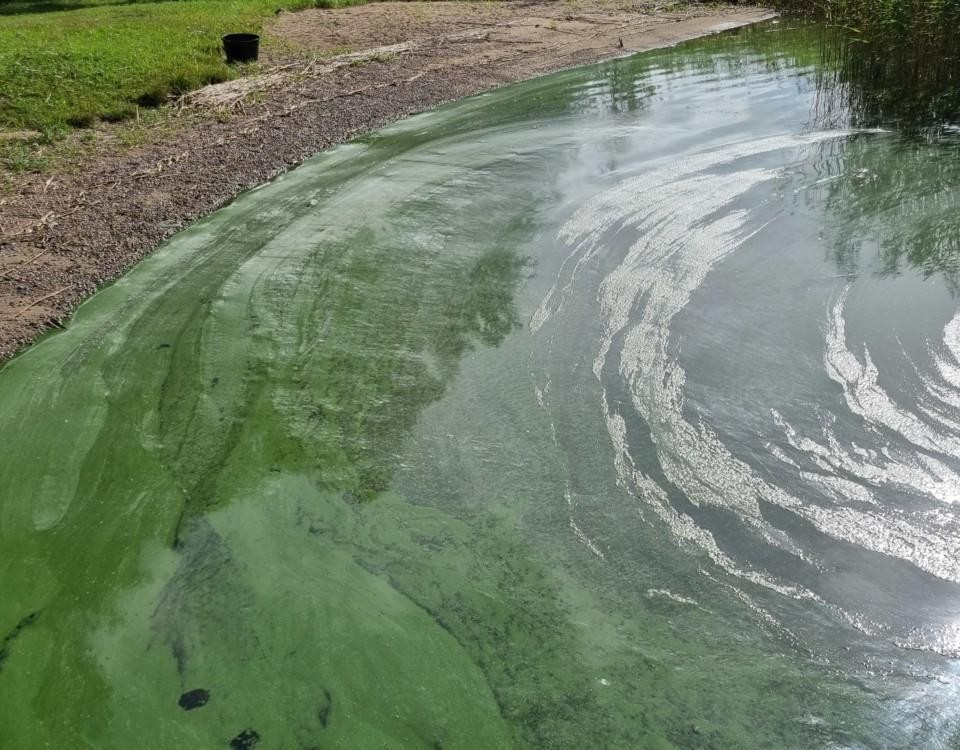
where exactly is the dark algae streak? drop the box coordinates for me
[317,688,332,728]
[0,611,40,670]
[178,688,211,710]
[229,727,261,750]
[3,18,960,750]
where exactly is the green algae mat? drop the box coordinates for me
[4,20,960,749]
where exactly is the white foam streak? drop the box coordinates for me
[568,134,864,601]
[772,408,960,508]
[770,295,960,581]
[583,138,818,547]
[546,130,960,595]
[825,291,960,459]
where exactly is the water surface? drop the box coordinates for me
[3,20,960,749]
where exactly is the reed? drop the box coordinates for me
[772,0,960,130]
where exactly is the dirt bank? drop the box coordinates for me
[0,1,773,363]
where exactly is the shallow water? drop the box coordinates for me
[3,20,960,749]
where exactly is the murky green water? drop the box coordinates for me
[4,20,960,749]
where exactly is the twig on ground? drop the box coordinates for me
[14,285,71,318]
[0,249,48,281]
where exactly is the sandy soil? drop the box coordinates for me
[0,1,773,363]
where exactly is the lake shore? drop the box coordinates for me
[0,1,773,363]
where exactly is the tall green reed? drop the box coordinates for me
[774,0,960,131]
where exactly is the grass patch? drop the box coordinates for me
[0,0,405,176]
[0,141,51,173]
[0,0,361,132]
[0,99,195,178]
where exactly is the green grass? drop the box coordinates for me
[0,0,514,176]
[0,0,370,132]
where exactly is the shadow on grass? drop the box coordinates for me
[0,0,177,15]
[0,0,344,15]
[0,0,344,16]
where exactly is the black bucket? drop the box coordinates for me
[222,33,260,64]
